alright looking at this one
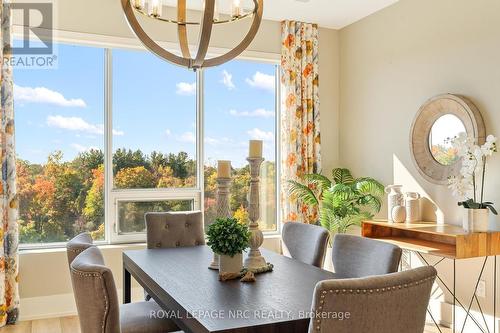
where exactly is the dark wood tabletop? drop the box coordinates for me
[123,246,335,333]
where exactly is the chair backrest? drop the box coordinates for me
[309,266,437,333]
[145,211,205,249]
[66,232,94,266]
[332,234,402,278]
[70,247,120,333]
[282,222,330,268]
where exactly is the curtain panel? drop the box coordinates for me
[280,21,321,225]
[0,1,19,326]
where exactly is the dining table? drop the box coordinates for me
[123,245,335,333]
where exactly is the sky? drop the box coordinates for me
[13,42,276,168]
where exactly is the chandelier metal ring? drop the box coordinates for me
[121,0,264,70]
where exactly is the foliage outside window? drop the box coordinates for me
[15,42,279,246]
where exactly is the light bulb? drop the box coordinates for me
[231,0,241,18]
[149,0,162,17]
[132,0,146,10]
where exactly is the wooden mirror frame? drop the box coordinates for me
[410,94,486,185]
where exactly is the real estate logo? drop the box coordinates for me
[8,2,57,69]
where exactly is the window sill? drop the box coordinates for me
[19,233,282,255]
[20,243,147,255]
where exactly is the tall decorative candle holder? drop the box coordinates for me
[244,157,268,271]
[209,176,232,270]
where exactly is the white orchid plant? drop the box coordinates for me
[448,133,498,214]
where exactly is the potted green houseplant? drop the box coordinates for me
[289,168,384,270]
[289,168,384,234]
[448,133,498,232]
[207,217,250,274]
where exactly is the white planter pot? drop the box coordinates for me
[463,208,489,232]
[323,247,334,272]
[219,253,243,274]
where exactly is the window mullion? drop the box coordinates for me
[104,48,114,243]
[197,69,205,222]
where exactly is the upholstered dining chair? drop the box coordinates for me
[70,246,181,333]
[282,222,330,268]
[66,232,94,266]
[145,211,205,249]
[332,234,402,278]
[309,266,437,333]
[144,211,205,300]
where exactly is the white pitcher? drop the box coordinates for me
[405,192,421,223]
[385,185,404,222]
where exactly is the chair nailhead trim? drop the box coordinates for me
[71,268,109,332]
[314,275,436,332]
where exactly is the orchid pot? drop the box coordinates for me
[448,134,498,232]
[463,208,489,233]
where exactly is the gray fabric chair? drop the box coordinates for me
[332,234,402,278]
[282,222,330,268]
[145,211,205,249]
[70,246,180,333]
[144,211,205,301]
[309,266,437,333]
[66,232,94,266]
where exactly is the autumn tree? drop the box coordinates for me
[83,165,104,239]
[115,166,156,189]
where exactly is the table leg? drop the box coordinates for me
[453,259,456,333]
[123,267,131,304]
[495,256,497,333]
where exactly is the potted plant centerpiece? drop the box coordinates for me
[207,217,250,274]
[449,134,498,232]
[289,168,384,270]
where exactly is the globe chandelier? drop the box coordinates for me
[122,0,264,70]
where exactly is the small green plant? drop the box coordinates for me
[206,217,251,257]
[289,168,384,234]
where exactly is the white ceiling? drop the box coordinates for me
[162,0,399,29]
[263,0,399,29]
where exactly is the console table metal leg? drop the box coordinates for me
[453,258,456,333]
[461,257,488,333]
[495,256,497,333]
[417,253,486,333]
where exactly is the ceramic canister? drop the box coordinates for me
[405,192,421,223]
[385,185,404,222]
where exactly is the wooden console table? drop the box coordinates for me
[362,220,500,333]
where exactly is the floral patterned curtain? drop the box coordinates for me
[0,1,19,326]
[280,21,321,224]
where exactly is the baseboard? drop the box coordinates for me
[19,287,144,322]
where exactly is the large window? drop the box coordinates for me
[204,60,277,231]
[14,43,105,244]
[15,40,279,247]
[110,49,200,239]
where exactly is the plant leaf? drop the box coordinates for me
[288,180,319,206]
[332,168,354,185]
[303,173,332,192]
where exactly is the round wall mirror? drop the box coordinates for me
[410,94,485,184]
[428,114,466,166]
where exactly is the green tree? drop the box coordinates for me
[113,149,149,174]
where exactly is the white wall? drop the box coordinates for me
[339,0,500,330]
[15,0,340,320]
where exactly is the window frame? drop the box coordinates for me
[16,29,281,249]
